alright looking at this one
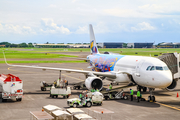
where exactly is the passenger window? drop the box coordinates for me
[146,66,151,70]
[150,66,155,71]
[156,66,163,70]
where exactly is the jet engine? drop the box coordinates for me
[164,79,177,91]
[85,77,103,90]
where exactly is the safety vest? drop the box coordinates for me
[79,94,82,98]
[96,89,99,92]
[137,91,140,97]
[109,85,112,89]
[130,89,133,95]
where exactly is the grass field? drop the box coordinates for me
[0,48,179,63]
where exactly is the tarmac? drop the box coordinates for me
[0,63,180,120]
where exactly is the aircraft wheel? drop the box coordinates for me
[148,96,151,101]
[86,102,92,107]
[143,87,147,92]
[56,95,58,98]
[152,96,155,102]
[78,86,80,89]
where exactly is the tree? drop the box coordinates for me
[18,43,28,48]
[123,43,127,48]
[28,43,34,47]
[0,42,11,47]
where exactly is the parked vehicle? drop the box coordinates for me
[50,86,71,99]
[0,74,23,102]
[40,81,53,91]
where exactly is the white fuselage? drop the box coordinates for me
[89,54,172,89]
[114,56,172,88]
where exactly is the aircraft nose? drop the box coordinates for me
[161,71,173,87]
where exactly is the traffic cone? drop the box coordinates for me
[177,92,179,98]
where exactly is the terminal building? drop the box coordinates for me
[156,43,180,48]
[127,43,154,48]
[103,42,123,48]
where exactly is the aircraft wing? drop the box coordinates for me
[3,51,131,79]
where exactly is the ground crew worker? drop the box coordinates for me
[54,80,57,87]
[130,89,133,101]
[79,94,83,100]
[109,83,112,90]
[137,90,141,102]
[91,88,95,92]
[96,88,99,92]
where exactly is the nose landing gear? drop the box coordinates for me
[148,88,155,102]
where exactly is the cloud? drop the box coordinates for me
[40,18,70,34]
[48,4,57,8]
[131,22,156,31]
[75,26,88,34]
[0,23,36,34]
[103,8,159,18]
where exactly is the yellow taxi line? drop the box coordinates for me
[155,102,180,111]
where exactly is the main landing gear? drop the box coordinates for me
[137,85,147,92]
[148,88,155,102]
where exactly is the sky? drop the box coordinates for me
[0,0,180,44]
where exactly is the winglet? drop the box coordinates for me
[89,24,99,54]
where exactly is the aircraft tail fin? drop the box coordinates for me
[89,24,99,54]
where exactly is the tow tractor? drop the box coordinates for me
[67,91,103,108]
[40,81,53,91]
[50,71,71,99]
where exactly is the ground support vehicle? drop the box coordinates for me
[86,91,104,105]
[40,81,53,91]
[67,91,103,107]
[67,98,92,108]
[0,74,23,102]
[103,90,128,100]
[50,86,71,99]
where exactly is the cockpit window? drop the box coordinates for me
[156,66,163,70]
[146,66,151,70]
[147,66,169,71]
[163,66,169,70]
[150,66,155,71]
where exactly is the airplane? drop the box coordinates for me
[3,24,176,102]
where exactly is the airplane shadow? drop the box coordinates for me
[157,101,180,106]
[110,98,160,108]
